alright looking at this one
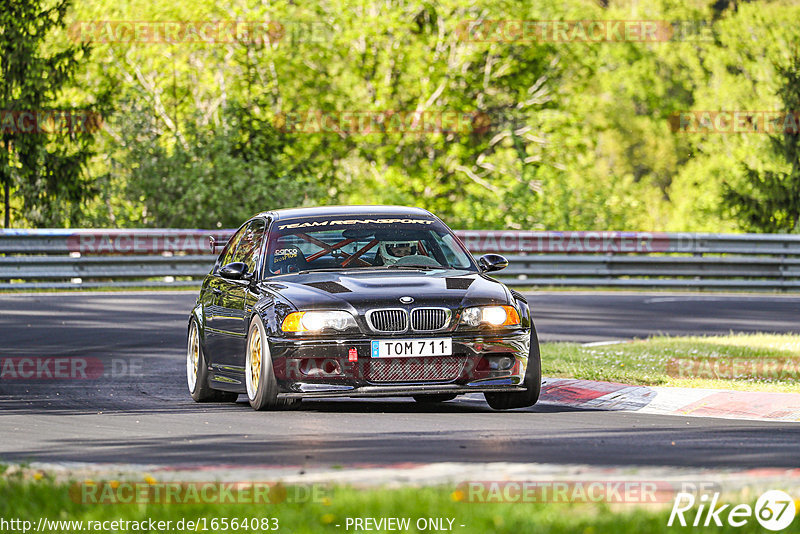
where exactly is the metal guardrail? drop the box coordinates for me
[1,229,799,290]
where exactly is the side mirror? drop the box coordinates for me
[220,262,249,280]
[209,235,225,253]
[478,254,509,273]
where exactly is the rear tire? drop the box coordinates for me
[484,320,541,410]
[187,319,238,403]
[413,394,458,403]
[245,315,299,411]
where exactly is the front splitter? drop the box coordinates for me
[278,384,527,399]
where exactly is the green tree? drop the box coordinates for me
[58,0,800,232]
[112,100,330,228]
[0,0,105,227]
[722,50,800,232]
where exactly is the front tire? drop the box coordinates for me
[187,319,238,403]
[484,321,542,410]
[245,315,299,411]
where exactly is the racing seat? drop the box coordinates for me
[270,245,309,274]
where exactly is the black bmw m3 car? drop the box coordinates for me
[187,206,541,410]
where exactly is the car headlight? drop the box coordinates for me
[281,311,357,333]
[459,306,521,327]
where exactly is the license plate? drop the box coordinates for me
[371,338,452,358]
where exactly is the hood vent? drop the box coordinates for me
[445,277,473,290]
[304,281,352,294]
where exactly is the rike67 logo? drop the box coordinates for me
[669,490,796,530]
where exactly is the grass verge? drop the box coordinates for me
[0,471,778,534]
[541,333,800,393]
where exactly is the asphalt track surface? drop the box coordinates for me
[1,291,799,469]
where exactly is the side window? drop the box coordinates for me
[216,227,246,271]
[438,233,472,268]
[231,219,266,275]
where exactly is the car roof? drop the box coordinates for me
[254,205,436,221]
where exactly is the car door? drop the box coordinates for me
[211,219,267,369]
[204,224,247,363]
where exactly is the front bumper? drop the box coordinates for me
[268,330,530,398]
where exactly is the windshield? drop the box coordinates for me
[264,216,476,275]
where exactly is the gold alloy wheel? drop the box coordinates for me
[249,329,262,392]
[187,323,199,391]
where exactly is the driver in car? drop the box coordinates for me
[377,241,419,266]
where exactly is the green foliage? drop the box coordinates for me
[6,0,800,230]
[722,50,800,232]
[107,100,329,228]
[0,472,781,533]
[0,0,108,227]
